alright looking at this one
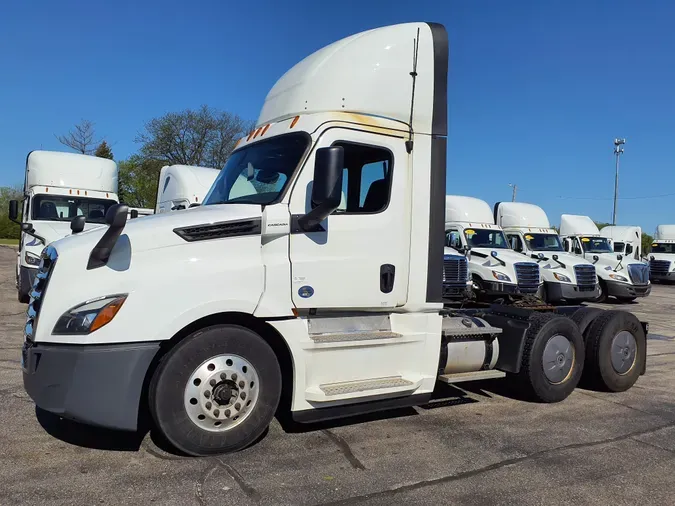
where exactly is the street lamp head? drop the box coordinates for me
[614,138,626,146]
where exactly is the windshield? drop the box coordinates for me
[652,243,675,254]
[203,133,309,206]
[31,195,116,224]
[464,228,509,249]
[581,236,613,254]
[613,241,625,253]
[524,233,563,252]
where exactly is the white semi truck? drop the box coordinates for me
[155,165,220,213]
[22,23,647,457]
[445,196,543,299]
[649,224,675,282]
[560,215,651,302]
[495,202,599,303]
[8,150,118,303]
[600,225,642,260]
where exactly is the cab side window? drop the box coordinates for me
[445,229,462,249]
[508,234,524,252]
[333,142,392,214]
[573,238,583,255]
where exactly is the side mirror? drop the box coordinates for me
[617,254,623,261]
[130,209,139,219]
[626,244,633,255]
[490,251,498,258]
[88,204,129,270]
[552,254,558,260]
[538,252,545,259]
[70,215,86,234]
[9,200,19,221]
[297,146,344,231]
[20,222,33,233]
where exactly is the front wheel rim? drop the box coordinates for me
[542,334,575,384]
[183,354,260,432]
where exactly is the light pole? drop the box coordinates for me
[612,138,626,225]
[508,183,517,202]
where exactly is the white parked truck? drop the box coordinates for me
[155,165,220,213]
[495,202,599,303]
[600,225,642,260]
[649,224,675,282]
[560,215,651,302]
[8,150,118,303]
[445,196,543,299]
[127,207,154,220]
[22,23,648,457]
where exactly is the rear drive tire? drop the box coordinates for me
[517,313,585,403]
[583,310,645,392]
[149,324,282,456]
[570,307,603,339]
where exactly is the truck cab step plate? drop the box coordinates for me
[309,330,402,344]
[305,376,419,401]
[438,369,506,384]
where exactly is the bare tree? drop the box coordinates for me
[136,105,254,168]
[56,119,100,154]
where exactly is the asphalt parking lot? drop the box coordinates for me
[1,244,674,506]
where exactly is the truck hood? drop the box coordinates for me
[24,220,105,248]
[650,253,675,263]
[529,251,591,270]
[592,253,647,277]
[468,247,534,268]
[52,204,262,257]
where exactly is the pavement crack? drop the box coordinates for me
[576,389,669,419]
[216,459,262,502]
[631,436,675,455]
[318,421,675,505]
[195,462,219,506]
[322,429,366,470]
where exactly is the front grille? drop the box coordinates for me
[174,218,261,242]
[443,255,469,286]
[25,245,58,341]
[627,263,649,285]
[574,264,597,291]
[515,262,540,293]
[650,259,671,277]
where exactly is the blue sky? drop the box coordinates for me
[1,0,673,232]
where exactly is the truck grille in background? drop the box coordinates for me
[574,264,597,291]
[514,263,540,293]
[627,263,650,285]
[25,246,58,342]
[443,255,468,296]
[650,260,671,277]
[174,218,262,242]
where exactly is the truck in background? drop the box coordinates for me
[155,165,220,213]
[8,150,118,303]
[649,224,675,282]
[445,196,543,300]
[128,208,154,220]
[600,225,642,260]
[495,202,599,303]
[560,215,651,302]
[22,23,648,457]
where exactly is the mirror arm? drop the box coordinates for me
[21,225,46,245]
[296,203,334,232]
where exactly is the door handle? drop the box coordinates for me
[380,264,395,293]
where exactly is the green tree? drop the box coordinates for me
[136,105,254,169]
[0,186,22,239]
[94,141,114,160]
[642,232,654,257]
[117,155,164,209]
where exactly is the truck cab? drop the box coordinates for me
[600,225,642,260]
[445,196,543,299]
[649,224,675,282]
[155,165,220,213]
[560,215,650,302]
[8,150,118,303]
[495,202,599,303]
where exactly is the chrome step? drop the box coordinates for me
[309,330,402,344]
[438,369,506,384]
[319,376,414,396]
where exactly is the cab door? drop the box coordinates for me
[288,129,410,309]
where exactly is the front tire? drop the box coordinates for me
[594,280,608,303]
[517,313,585,403]
[583,310,645,392]
[149,324,282,456]
[17,270,30,304]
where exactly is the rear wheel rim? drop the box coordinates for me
[610,331,637,375]
[542,334,575,384]
[183,354,260,432]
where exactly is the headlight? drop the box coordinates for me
[52,294,127,335]
[609,274,628,282]
[553,272,571,283]
[492,271,511,282]
[24,251,41,266]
